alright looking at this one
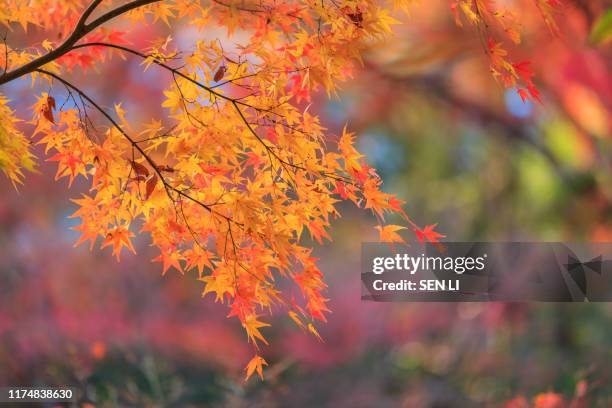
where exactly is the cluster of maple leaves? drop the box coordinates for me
[0,0,558,379]
[451,0,560,104]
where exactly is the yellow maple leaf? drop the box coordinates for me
[375,224,406,243]
[243,315,270,346]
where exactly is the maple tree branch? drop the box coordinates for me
[69,42,355,187]
[34,68,243,228]
[19,35,354,214]
[84,0,160,30]
[0,0,161,86]
[76,0,104,29]
[71,42,277,114]
[36,70,265,291]
[71,42,356,187]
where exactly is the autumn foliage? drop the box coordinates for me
[0,0,560,379]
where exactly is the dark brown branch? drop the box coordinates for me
[0,0,161,85]
[76,0,104,29]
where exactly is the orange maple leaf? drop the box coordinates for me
[308,220,331,245]
[242,314,270,346]
[375,224,406,243]
[245,354,268,381]
[101,227,136,260]
[152,246,183,275]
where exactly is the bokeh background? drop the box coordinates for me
[1,1,611,406]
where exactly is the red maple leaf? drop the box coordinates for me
[415,224,445,243]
